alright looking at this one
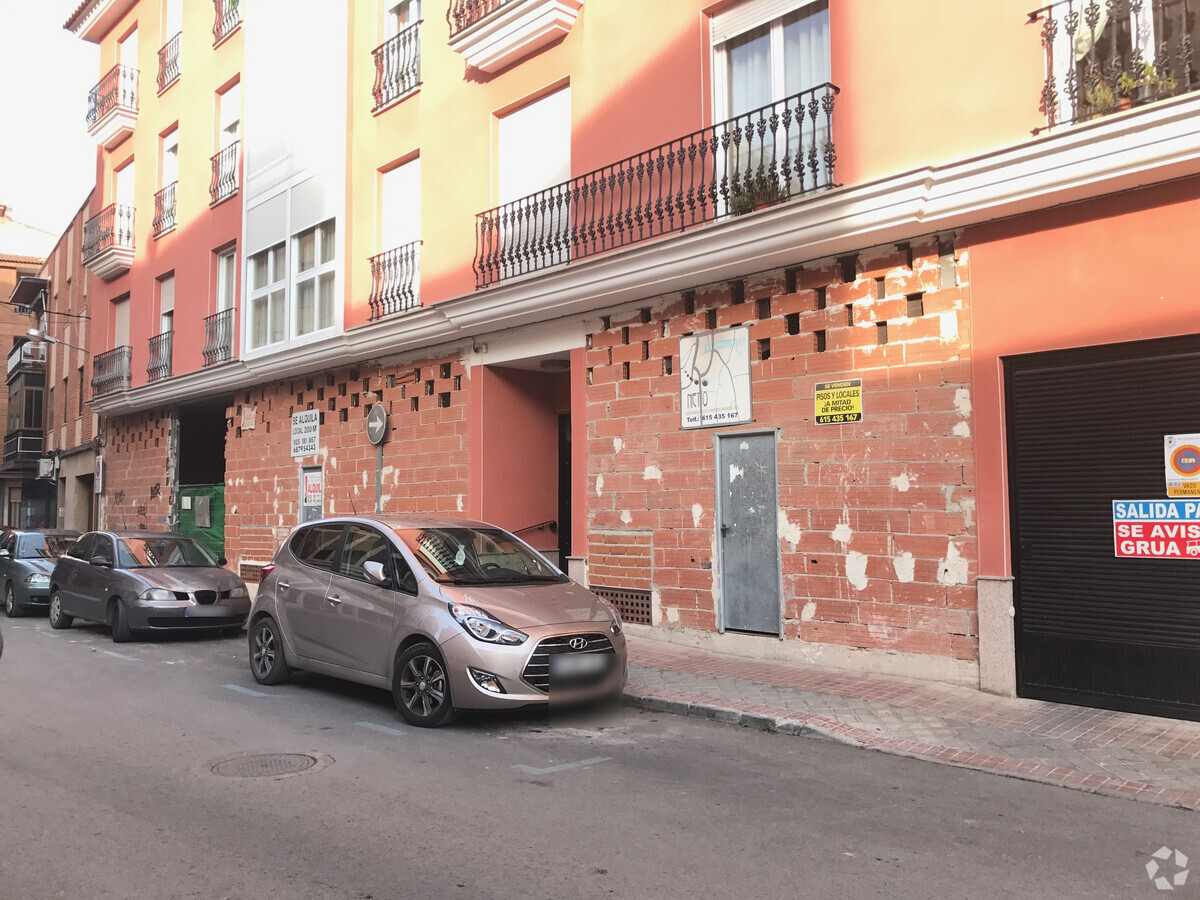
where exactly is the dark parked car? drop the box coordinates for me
[249,515,626,727]
[48,530,250,643]
[1,529,80,617]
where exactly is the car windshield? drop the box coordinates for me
[116,537,217,569]
[18,534,76,560]
[392,526,566,585]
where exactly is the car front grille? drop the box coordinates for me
[521,633,614,694]
[194,590,217,605]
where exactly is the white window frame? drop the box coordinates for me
[219,82,241,149]
[161,127,179,189]
[158,273,175,335]
[216,245,237,312]
[291,219,337,339]
[247,242,286,350]
[387,0,421,38]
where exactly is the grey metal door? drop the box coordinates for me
[716,432,781,635]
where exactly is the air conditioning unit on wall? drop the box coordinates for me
[36,457,55,479]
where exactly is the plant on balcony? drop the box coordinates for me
[1115,63,1178,108]
[728,179,783,217]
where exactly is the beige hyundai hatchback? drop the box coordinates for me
[248,516,626,726]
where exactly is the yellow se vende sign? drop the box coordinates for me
[814,379,863,425]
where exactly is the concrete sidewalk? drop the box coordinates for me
[622,630,1200,811]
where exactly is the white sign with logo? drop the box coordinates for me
[1165,433,1200,498]
[679,327,752,429]
[303,468,324,505]
[291,409,320,457]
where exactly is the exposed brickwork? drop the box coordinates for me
[585,238,977,663]
[103,409,174,529]
[588,530,653,591]
[224,354,471,571]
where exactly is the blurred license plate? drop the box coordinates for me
[550,653,606,676]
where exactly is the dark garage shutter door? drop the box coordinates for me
[1006,335,1200,719]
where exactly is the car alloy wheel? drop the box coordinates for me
[48,591,72,630]
[4,585,21,618]
[249,617,291,685]
[394,643,455,727]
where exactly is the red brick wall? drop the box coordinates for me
[224,355,471,568]
[102,409,174,530]
[588,531,653,591]
[585,238,978,662]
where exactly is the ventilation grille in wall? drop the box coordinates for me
[239,562,266,584]
[590,586,652,626]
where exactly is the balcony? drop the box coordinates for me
[157,32,181,92]
[213,0,242,45]
[153,182,178,238]
[210,142,240,206]
[2,429,43,472]
[6,342,45,381]
[147,332,173,382]
[446,0,582,73]
[1030,0,1199,129]
[368,241,421,320]
[372,21,422,111]
[473,83,839,289]
[92,346,132,397]
[82,204,135,282]
[87,64,139,149]
[202,309,235,366]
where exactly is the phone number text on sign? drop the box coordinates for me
[1113,500,1200,558]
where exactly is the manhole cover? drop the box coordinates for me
[212,753,319,778]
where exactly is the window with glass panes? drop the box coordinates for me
[248,242,286,350]
[292,219,335,338]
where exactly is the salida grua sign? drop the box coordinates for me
[679,327,751,429]
[1113,500,1200,559]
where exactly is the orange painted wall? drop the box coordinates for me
[346,0,1046,322]
[965,176,1200,577]
[87,1,242,384]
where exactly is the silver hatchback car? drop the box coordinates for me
[248,516,627,726]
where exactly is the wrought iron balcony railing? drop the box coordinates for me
[202,309,235,366]
[82,204,135,263]
[6,341,45,379]
[210,142,239,205]
[153,182,177,237]
[372,21,422,110]
[147,331,173,382]
[473,83,838,289]
[1030,0,1198,129]
[3,429,43,468]
[213,0,242,45]
[87,64,138,127]
[447,0,514,38]
[157,32,181,92]
[369,241,421,320]
[92,346,132,397]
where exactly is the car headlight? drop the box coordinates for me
[228,585,249,599]
[448,602,527,645]
[24,573,50,585]
[138,588,177,602]
[611,612,623,636]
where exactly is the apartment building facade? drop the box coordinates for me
[68,0,1200,720]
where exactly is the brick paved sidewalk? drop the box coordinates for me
[622,631,1200,811]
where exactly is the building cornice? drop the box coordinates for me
[65,0,138,43]
[89,92,1200,417]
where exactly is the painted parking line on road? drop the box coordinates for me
[224,684,270,697]
[356,721,407,737]
[513,756,612,776]
[102,650,139,661]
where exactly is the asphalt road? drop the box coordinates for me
[1,617,1196,900]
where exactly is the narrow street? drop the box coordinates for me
[1,619,1194,899]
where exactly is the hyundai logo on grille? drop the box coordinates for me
[568,637,587,650]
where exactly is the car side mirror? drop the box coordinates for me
[217,556,228,566]
[363,561,389,585]
[0,549,9,558]
[89,555,113,568]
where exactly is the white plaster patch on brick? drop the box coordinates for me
[939,311,958,342]
[831,522,853,545]
[890,472,911,492]
[230,505,238,515]
[273,475,280,494]
[381,493,391,507]
[456,494,464,513]
[944,487,975,529]
[595,474,604,496]
[651,588,662,626]
[777,509,802,550]
[613,436,624,454]
[729,464,744,484]
[362,471,369,489]
[938,542,968,586]
[952,421,971,438]
[381,466,395,481]
[330,499,337,514]
[846,551,869,591]
[954,388,972,417]
[644,465,663,482]
[893,551,915,583]
[620,509,633,525]
[801,600,817,621]
[692,503,704,527]
[665,606,680,624]
[252,475,259,484]
[273,499,279,516]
